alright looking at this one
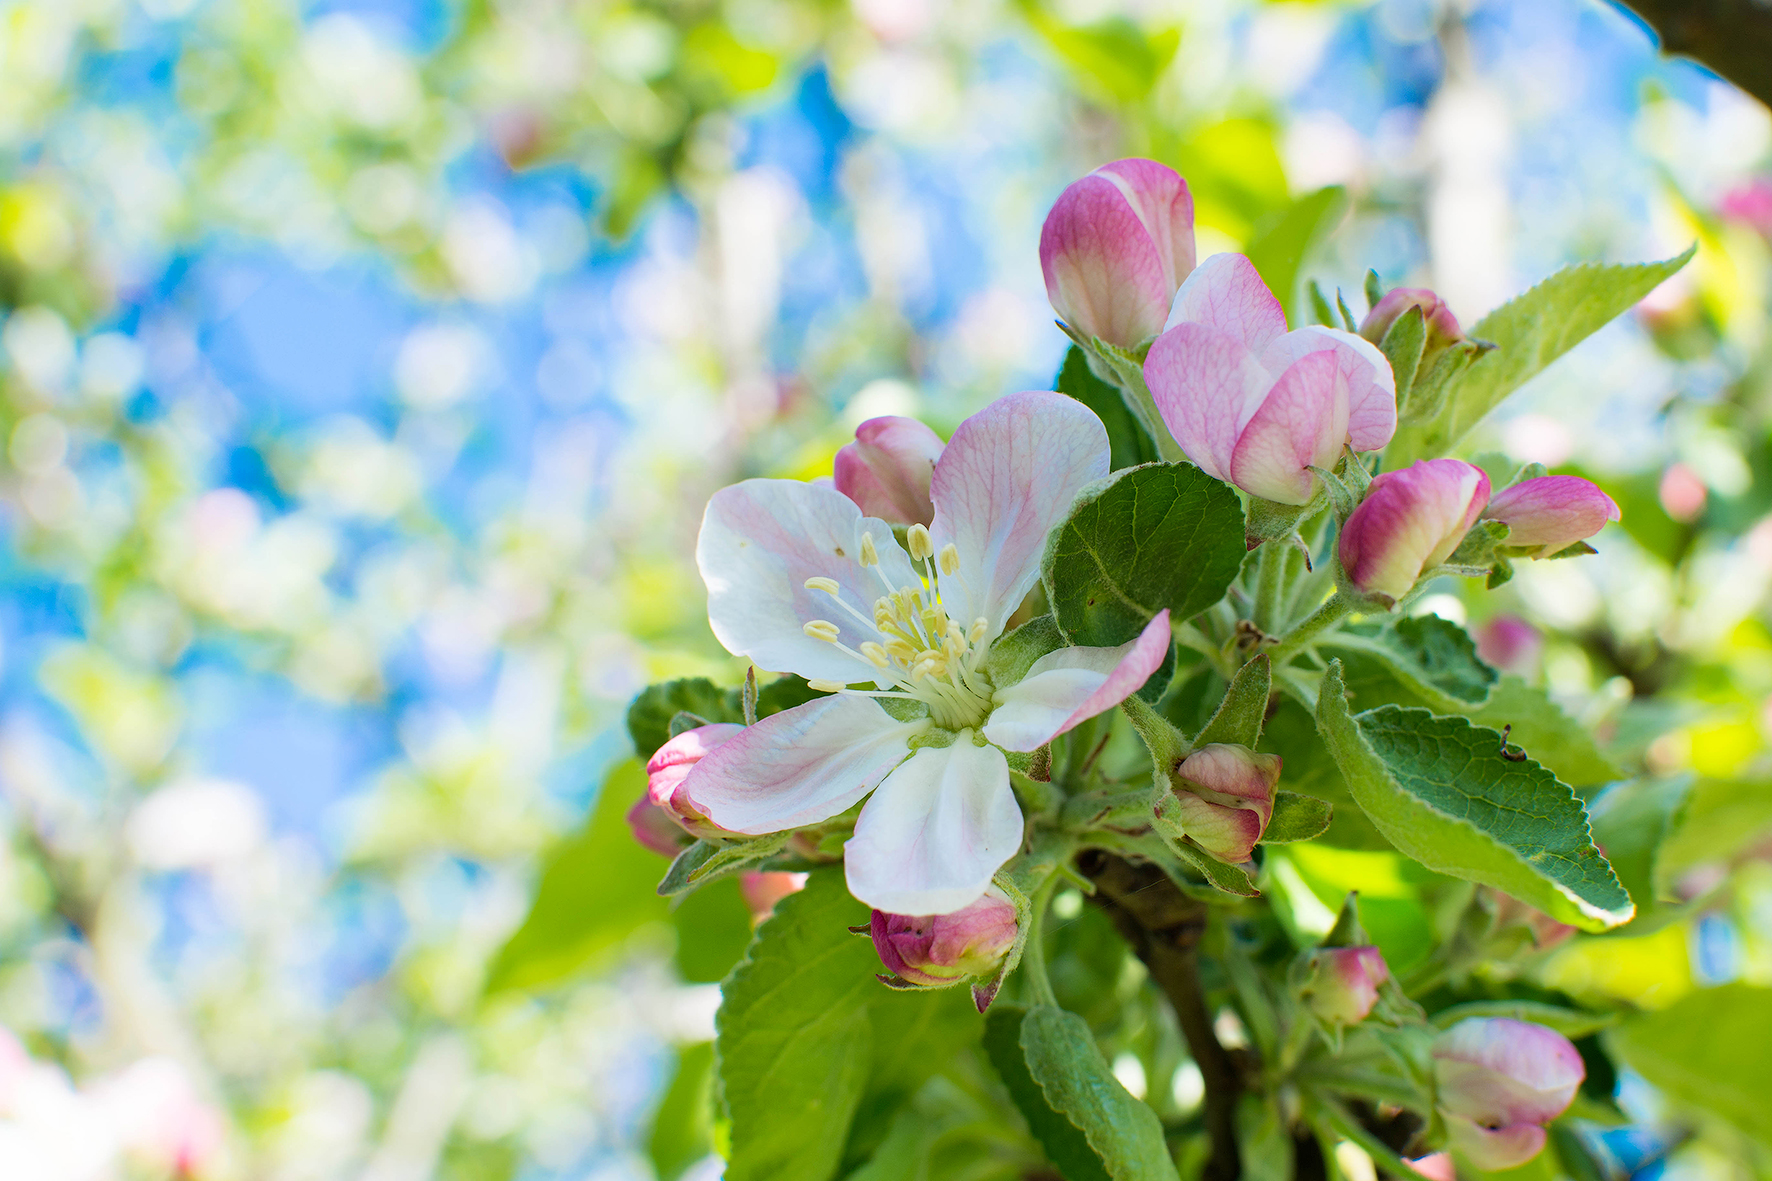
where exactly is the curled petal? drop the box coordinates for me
[1481,475,1619,555]
[982,611,1171,751]
[1338,459,1490,602]
[833,416,945,526]
[845,741,1024,915]
[1163,253,1289,350]
[1144,322,1273,481]
[929,392,1109,636]
[683,696,925,835]
[1263,325,1397,453]
[697,479,921,684]
[1228,350,1350,505]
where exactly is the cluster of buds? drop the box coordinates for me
[1431,1017,1585,1170]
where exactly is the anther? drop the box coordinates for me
[938,543,960,576]
[803,576,840,596]
[803,620,841,642]
[859,533,879,567]
[859,641,891,668]
[969,618,989,643]
[808,678,848,692]
[907,523,934,561]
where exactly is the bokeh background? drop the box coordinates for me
[1,0,1769,1178]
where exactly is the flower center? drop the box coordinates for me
[800,523,995,731]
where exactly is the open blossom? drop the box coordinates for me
[1040,158,1196,349]
[1433,1018,1584,1170]
[684,392,1171,914]
[1480,475,1619,558]
[1144,254,1397,505]
[834,416,945,526]
[1338,458,1490,604]
[1303,945,1388,1026]
[1168,743,1281,863]
[871,885,1018,987]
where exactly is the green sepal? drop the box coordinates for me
[658,832,791,897]
[1260,792,1333,844]
[1378,304,1427,414]
[1307,279,1336,327]
[1191,652,1272,751]
[1363,268,1384,309]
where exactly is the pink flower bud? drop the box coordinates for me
[1359,287,1463,364]
[1170,743,1281,863]
[1474,615,1542,678]
[1040,159,1196,349]
[740,871,806,921]
[1432,1018,1584,1171]
[626,795,692,857]
[646,723,746,841]
[1719,178,1772,237]
[832,416,944,526]
[1338,459,1490,604]
[1480,475,1619,558]
[870,886,1019,987]
[1304,945,1389,1026]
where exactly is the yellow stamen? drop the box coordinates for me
[969,617,989,643]
[859,532,879,567]
[938,543,960,576]
[808,678,847,692]
[803,620,841,642]
[859,641,891,668]
[803,576,840,596]
[907,523,934,561]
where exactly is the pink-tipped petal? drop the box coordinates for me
[845,741,1024,915]
[982,610,1172,751]
[1338,459,1490,602]
[833,416,945,526]
[1144,321,1273,481]
[928,392,1109,635]
[1163,253,1289,350]
[1480,475,1620,553]
[1264,326,1397,453]
[698,479,922,684]
[682,695,925,835]
[1227,350,1350,505]
[1094,158,1197,294]
[1040,173,1174,348]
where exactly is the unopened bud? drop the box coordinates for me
[870,886,1019,988]
[1302,945,1389,1027]
[1432,1018,1584,1171]
[643,723,746,842]
[1479,475,1619,559]
[1360,287,1463,364]
[1338,459,1489,604]
[739,871,806,922]
[834,417,944,526]
[1168,743,1281,863]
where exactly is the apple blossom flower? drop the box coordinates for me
[870,885,1019,987]
[833,416,944,526]
[645,723,746,841]
[1480,475,1619,558]
[1302,945,1388,1026]
[1040,158,1197,349]
[685,391,1172,914]
[1360,287,1463,361]
[1338,458,1490,604]
[1143,254,1397,505]
[1168,743,1281,863]
[1432,1017,1584,1171]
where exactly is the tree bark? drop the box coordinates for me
[1077,850,1243,1181]
[1611,0,1772,108]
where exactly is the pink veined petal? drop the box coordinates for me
[697,479,922,684]
[833,416,945,525]
[1039,173,1173,348]
[928,392,1109,636]
[1338,460,1490,602]
[1480,475,1620,550]
[1163,253,1289,351]
[1262,326,1397,453]
[682,695,927,835]
[844,740,1024,915]
[1228,350,1350,505]
[1093,159,1197,294]
[981,610,1172,751]
[1432,1018,1585,1125]
[1144,321,1273,482]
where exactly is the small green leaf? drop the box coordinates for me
[1315,662,1632,932]
[1056,346,1159,472]
[984,613,1068,690]
[1386,247,1696,462]
[1042,462,1245,648]
[1245,186,1348,323]
[1587,777,1691,920]
[1378,305,1426,413]
[1015,1005,1173,1180]
[1608,984,1772,1146]
[647,1042,715,1181]
[1191,653,1271,750]
[1322,615,1498,714]
[629,678,738,759]
[984,1007,1109,1181]
[1262,792,1333,844]
[1656,777,1772,880]
[484,760,670,994]
[1430,1000,1617,1039]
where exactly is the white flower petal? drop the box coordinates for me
[928,392,1109,636]
[982,611,1172,751]
[844,740,1023,915]
[683,695,925,834]
[697,479,921,683]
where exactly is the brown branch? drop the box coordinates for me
[1077,850,1243,1181]
[1610,0,1772,108]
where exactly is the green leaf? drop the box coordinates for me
[1586,777,1691,920]
[1261,792,1333,844]
[1314,662,1633,932]
[1608,984,1772,1146]
[1056,346,1159,472]
[1467,678,1620,790]
[984,1006,1110,1181]
[1245,186,1348,324]
[484,760,670,994]
[844,987,984,1168]
[1018,4,1179,104]
[1429,1000,1618,1039]
[1321,615,1498,714]
[1379,306,1427,412]
[1191,653,1271,750]
[718,871,878,1181]
[1042,462,1245,648]
[628,676,825,758]
[1386,247,1696,462]
[672,876,754,983]
[648,1042,715,1181]
[1657,777,1772,880]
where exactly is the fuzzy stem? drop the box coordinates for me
[1254,540,1286,634]
[1269,591,1357,664]
[1021,872,1062,1008]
